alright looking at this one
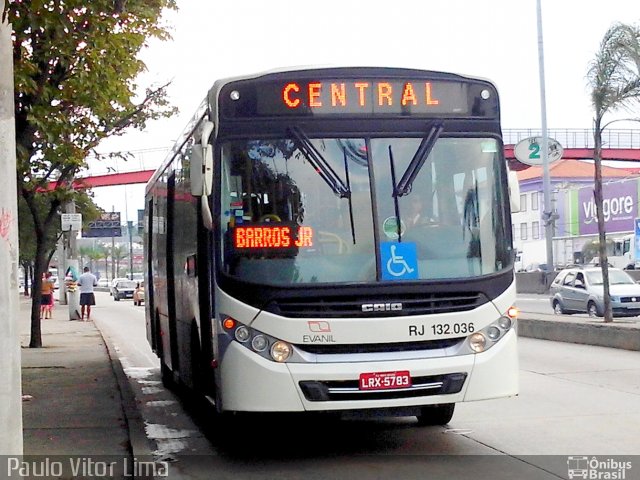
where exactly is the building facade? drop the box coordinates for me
[513,159,638,269]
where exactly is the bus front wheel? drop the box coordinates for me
[161,361,175,389]
[416,403,455,426]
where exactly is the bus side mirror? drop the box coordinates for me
[508,170,520,213]
[190,145,205,196]
[190,121,214,197]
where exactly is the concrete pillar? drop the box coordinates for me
[57,236,67,305]
[64,202,81,320]
[66,258,81,320]
[0,0,24,454]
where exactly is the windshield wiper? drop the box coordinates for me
[342,146,356,245]
[388,145,403,242]
[288,126,350,198]
[394,122,444,197]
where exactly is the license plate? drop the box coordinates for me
[359,370,412,390]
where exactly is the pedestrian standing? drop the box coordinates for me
[77,266,98,321]
[40,272,55,319]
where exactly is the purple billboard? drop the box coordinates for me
[578,180,637,235]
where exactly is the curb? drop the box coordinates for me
[518,316,640,351]
[96,325,155,466]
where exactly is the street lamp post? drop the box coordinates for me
[536,0,554,271]
[127,220,134,277]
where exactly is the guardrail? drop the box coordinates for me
[516,269,640,294]
[503,128,640,149]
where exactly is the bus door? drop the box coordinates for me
[145,197,156,351]
[164,171,180,374]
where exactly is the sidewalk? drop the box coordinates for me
[19,295,137,458]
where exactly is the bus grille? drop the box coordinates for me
[296,337,463,355]
[271,292,486,318]
[299,373,467,402]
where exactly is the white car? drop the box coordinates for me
[109,277,128,296]
[97,278,110,288]
[111,279,137,301]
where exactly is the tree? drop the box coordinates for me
[18,192,98,296]
[78,245,92,272]
[3,1,177,346]
[111,245,127,278]
[581,238,614,265]
[87,247,104,276]
[587,22,640,323]
[99,244,110,281]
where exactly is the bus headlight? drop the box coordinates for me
[463,307,517,354]
[271,341,292,363]
[221,316,295,363]
[487,326,501,341]
[469,333,487,352]
[235,326,251,343]
[498,316,512,330]
[251,335,269,352]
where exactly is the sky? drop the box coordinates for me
[89,0,640,223]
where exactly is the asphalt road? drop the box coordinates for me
[516,293,554,316]
[92,292,640,480]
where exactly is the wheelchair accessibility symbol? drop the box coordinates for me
[381,242,419,280]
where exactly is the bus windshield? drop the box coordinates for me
[220,135,511,285]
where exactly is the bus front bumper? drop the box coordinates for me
[218,329,518,413]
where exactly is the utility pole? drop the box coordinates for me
[58,235,67,305]
[64,201,81,320]
[0,0,24,454]
[127,220,134,277]
[111,205,115,280]
[536,0,554,271]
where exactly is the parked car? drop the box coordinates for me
[111,279,137,301]
[133,281,144,306]
[550,266,640,317]
[97,278,110,288]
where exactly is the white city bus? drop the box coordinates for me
[144,67,520,425]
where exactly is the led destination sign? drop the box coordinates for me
[275,80,467,115]
[221,76,496,118]
[281,80,457,114]
[234,225,314,250]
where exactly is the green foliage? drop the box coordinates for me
[587,22,640,122]
[18,187,102,264]
[7,0,178,180]
[587,22,640,322]
[17,196,43,265]
[581,239,614,264]
[4,0,178,346]
[86,246,105,266]
[77,245,92,268]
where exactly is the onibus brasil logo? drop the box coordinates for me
[567,456,632,479]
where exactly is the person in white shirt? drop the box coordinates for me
[77,267,98,321]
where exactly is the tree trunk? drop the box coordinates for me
[593,118,613,323]
[21,260,30,296]
[29,240,49,347]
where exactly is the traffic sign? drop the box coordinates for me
[380,242,419,280]
[83,212,122,237]
[61,213,82,231]
[514,136,563,166]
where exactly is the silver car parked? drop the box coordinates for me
[550,266,640,317]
